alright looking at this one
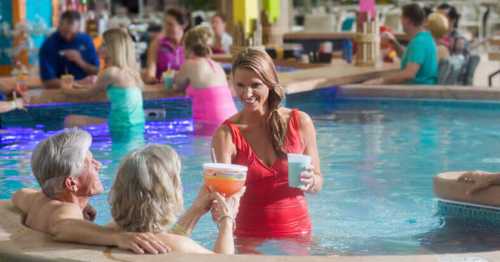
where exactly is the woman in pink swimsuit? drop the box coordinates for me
[174,26,236,136]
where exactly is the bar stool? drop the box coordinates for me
[488,37,500,87]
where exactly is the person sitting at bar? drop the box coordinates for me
[364,4,437,85]
[210,14,233,54]
[436,3,468,57]
[107,5,131,30]
[143,8,188,83]
[173,26,237,135]
[39,11,100,89]
[61,29,145,131]
[426,12,450,62]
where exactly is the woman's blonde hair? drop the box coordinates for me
[426,12,449,39]
[102,28,143,85]
[109,144,183,233]
[232,48,287,158]
[184,25,213,57]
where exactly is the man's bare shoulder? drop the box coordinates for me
[23,193,83,233]
[45,199,83,219]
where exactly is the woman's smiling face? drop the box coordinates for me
[233,68,270,113]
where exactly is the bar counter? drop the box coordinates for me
[0,62,399,105]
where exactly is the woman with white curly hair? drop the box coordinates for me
[106,144,243,254]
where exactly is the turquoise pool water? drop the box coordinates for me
[2,88,500,255]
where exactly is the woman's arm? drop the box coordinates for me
[172,126,237,238]
[0,98,24,113]
[173,62,190,91]
[170,206,204,237]
[144,37,160,83]
[159,202,236,254]
[213,217,234,254]
[61,69,114,98]
[211,125,236,164]
[299,111,323,193]
[210,189,244,255]
[170,186,214,236]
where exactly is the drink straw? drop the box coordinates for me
[211,147,218,163]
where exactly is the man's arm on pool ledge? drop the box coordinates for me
[49,206,170,254]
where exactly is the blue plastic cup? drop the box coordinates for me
[287,153,311,188]
[163,75,173,89]
[342,40,353,64]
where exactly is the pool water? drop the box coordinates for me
[2,88,500,256]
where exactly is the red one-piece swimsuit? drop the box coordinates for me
[224,109,312,238]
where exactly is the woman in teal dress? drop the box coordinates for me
[62,28,145,132]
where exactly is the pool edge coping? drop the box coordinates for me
[0,200,499,262]
[336,85,500,102]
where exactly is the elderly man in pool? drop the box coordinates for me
[11,128,170,254]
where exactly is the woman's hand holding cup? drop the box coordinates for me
[191,185,216,215]
[210,187,245,228]
[299,164,317,193]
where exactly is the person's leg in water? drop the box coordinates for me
[64,115,105,128]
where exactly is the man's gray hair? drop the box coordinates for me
[31,128,92,197]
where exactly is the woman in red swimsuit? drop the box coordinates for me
[212,49,323,244]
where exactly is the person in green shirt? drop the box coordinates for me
[365,3,438,85]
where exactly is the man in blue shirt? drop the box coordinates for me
[364,4,438,85]
[39,11,99,88]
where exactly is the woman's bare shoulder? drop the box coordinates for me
[297,110,313,125]
[227,111,242,123]
[102,67,120,79]
[280,107,314,129]
[213,112,240,135]
[296,110,315,137]
[158,232,212,253]
[278,107,293,121]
